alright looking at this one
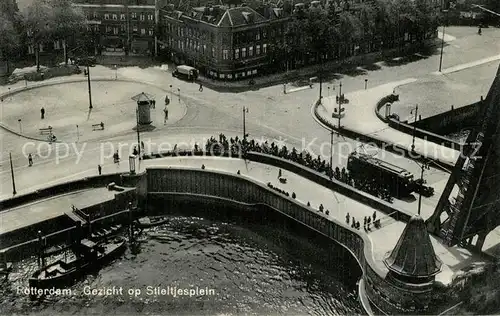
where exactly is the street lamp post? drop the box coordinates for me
[411,104,418,152]
[136,107,141,158]
[169,84,173,101]
[243,106,249,140]
[439,10,449,72]
[114,65,117,80]
[319,71,323,103]
[87,65,93,110]
[365,79,368,90]
[338,81,343,135]
[177,88,180,102]
[10,152,16,195]
[416,162,430,216]
[330,129,334,178]
[18,119,22,133]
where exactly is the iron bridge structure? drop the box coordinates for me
[427,65,500,250]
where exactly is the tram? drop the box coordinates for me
[347,152,415,197]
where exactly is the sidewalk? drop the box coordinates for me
[317,79,461,167]
[0,71,187,143]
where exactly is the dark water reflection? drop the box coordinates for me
[0,207,363,316]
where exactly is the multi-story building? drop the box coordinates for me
[159,0,442,80]
[73,0,163,56]
[159,2,290,80]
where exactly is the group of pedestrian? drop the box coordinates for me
[345,211,380,232]
[345,213,360,230]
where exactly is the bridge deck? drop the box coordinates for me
[0,157,493,285]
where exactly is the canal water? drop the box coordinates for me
[0,205,364,315]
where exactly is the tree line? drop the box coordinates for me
[269,0,440,71]
[0,0,86,71]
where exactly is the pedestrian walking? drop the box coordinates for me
[278,168,282,178]
[199,83,203,92]
[141,141,145,151]
[28,153,33,167]
[98,164,102,175]
[151,100,156,109]
[163,107,169,124]
[478,25,482,35]
[40,107,45,119]
[373,211,377,221]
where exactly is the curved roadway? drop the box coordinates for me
[1,27,499,218]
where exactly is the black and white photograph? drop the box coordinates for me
[0,0,499,314]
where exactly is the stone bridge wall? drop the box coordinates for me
[145,167,435,314]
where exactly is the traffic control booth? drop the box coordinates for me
[131,92,156,126]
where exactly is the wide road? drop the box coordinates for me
[2,27,498,204]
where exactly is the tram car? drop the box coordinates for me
[347,152,415,197]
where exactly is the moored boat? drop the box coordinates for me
[135,216,169,228]
[28,237,126,298]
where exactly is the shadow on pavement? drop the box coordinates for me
[382,44,443,68]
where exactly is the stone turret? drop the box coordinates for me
[370,214,443,313]
[384,214,442,284]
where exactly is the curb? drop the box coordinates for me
[197,38,442,93]
[312,101,455,172]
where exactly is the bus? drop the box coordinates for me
[172,65,199,81]
[347,152,415,197]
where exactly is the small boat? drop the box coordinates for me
[135,216,169,228]
[29,237,126,297]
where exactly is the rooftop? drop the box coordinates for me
[162,1,289,26]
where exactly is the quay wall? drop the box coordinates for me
[0,180,137,262]
[0,174,124,211]
[408,102,481,136]
[145,167,435,314]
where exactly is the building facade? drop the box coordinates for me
[159,0,442,80]
[73,0,161,56]
[159,3,289,80]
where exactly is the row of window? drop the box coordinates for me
[165,36,269,60]
[104,25,154,35]
[166,23,215,43]
[208,69,258,79]
[89,12,155,21]
[234,44,267,59]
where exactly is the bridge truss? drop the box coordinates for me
[427,66,500,249]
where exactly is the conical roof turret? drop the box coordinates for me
[384,215,442,278]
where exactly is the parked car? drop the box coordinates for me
[172,65,198,81]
